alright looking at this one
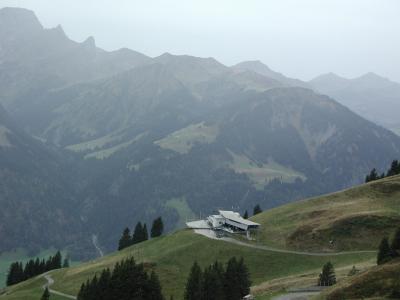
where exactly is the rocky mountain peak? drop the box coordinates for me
[0,7,43,34]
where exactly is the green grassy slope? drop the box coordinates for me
[0,231,374,300]
[4,176,400,299]
[252,175,400,251]
[319,259,400,300]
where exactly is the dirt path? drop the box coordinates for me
[194,229,376,256]
[42,273,77,300]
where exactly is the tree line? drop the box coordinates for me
[77,257,164,300]
[6,251,68,286]
[377,227,400,265]
[184,257,251,300]
[365,159,400,183]
[118,217,164,251]
[243,204,262,219]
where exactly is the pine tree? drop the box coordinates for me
[78,257,165,300]
[118,227,132,250]
[41,287,50,300]
[53,251,62,269]
[143,223,149,241]
[203,261,225,300]
[97,268,111,300]
[366,168,378,183]
[146,271,164,300]
[224,257,242,300]
[387,160,400,177]
[184,262,203,300]
[34,258,41,276]
[151,217,164,238]
[377,237,393,264]
[7,262,25,285]
[132,222,144,244]
[391,227,400,257]
[253,204,262,216]
[243,210,248,219]
[318,262,336,286]
[237,257,251,297]
[6,262,18,286]
[24,259,35,279]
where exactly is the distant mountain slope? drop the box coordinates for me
[310,72,400,135]
[56,86,400,251]
[0,104,87,256]
[232,60,311,88]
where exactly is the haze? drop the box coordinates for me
[1,0,400,82]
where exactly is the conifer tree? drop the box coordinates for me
[237,257,251,297]
[253,204,262,216]
[377,237,393,264]
[132,222,144,244]
[203,261,225,300]
[77,257,164,300]
[118,227,132,250]
[366,168,378,182]
[224,257,250,299]
[6,262,18,286]
[34,258,41,275]
[318,262,336,286]
[41,287,50,300]
[184,262,203,300]
[53,251,62,269]
[387,160,400,177]
[391,227,400,257]
[151,217,164,238]
[147,271,164,300]
[243,210,248,219]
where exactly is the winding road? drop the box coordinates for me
[42,273,76,300]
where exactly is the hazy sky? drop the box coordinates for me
[1,0,400,82]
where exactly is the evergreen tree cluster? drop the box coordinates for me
[365,160,400,183]
[184,257,251,300]
[377,227,400,265]
[318,262,336,286]
[252,204,262,216]
[6,251,67,286]
[118,217,164,251]
[77,257,164,300]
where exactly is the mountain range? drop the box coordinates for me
[1,7,400,257]
[309,72,400,135]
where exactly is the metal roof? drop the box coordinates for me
[218,210,260,226]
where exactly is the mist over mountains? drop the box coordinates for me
[309,72,400,135]
[1,7,400,257]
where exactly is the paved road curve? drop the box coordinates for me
[272,291,320,300]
